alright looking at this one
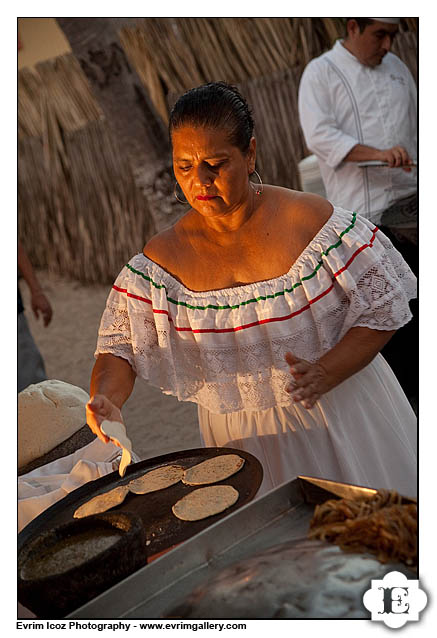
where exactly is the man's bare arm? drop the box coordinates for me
[18,241,53,326]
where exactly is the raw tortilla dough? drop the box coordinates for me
[128,465,184,494]
[73,485,129,518]
[182,454,245,486]
[101,420,133,477]
[172,485,239,521]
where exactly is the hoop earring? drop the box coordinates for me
[174,181,188,204]
[250,169,263,196]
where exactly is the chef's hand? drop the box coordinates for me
[284,352,330,409]
[378,146,414,172]
[86,394,124,445]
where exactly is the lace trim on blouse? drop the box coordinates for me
[95,207,416,414]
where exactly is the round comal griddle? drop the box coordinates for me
[18,447,263,559]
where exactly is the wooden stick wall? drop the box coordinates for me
[18,54,155,283]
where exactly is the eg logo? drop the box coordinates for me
[363,570,427,628]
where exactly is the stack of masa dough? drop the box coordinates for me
[18,379,90,472]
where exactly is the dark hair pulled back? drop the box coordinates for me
[169,82,254,154]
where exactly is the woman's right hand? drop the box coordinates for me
[86,394,125,444]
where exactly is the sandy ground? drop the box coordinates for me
[20,269,201,461]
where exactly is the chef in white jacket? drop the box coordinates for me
[298,17,417,408]
[298,18,417,244]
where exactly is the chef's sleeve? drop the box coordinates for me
[298,61,359,169]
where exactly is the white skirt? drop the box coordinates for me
[198,354,417,499]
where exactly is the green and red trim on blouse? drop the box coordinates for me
[112,212,379,334]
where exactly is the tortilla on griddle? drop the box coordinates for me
[128,465,184,494]
[73,485,129,519]
[172,485,239,521]
[182,454,245,486]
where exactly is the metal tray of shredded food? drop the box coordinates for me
[18,447,263,560]
[68,476,416,619]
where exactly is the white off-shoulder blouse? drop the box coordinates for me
[95,207,416,415]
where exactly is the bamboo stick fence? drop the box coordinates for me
[18,54,155,283]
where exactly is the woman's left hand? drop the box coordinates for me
[284,352,330,409]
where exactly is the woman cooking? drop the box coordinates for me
[86,82,417,498]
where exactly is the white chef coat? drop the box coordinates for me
[298,40,417,224]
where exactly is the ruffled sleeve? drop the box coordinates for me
[94,207,416,414]
[94,267,137,371]
[307,209,416,338]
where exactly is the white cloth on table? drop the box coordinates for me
[298,40,417,224]
[95,206,417,497]
[18,438,140,533]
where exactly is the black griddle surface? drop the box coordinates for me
[18,447,263,558]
